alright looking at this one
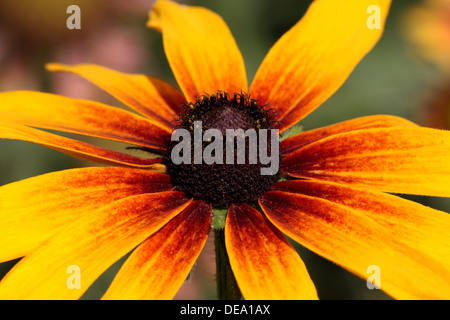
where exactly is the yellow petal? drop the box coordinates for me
[0,167,173,263]
[282,126,450,197]
[281,115,418,155]
[0,90,170,152]
[260,183,450,299]
[250,0,391,132]
[147,0,248,102]
[402,1,450,74]
[102,201,211,300]
[0,121,164,168]
[0,192,191,300]
[225,203,318,300]
[46,63,186,130]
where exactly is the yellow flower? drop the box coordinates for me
[403,0,450,74]
[1,0,450,300]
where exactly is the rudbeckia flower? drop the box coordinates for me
[402,0,450,130]
[403,0,450,74]
[1,0,450,300]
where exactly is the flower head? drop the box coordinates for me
[403,0,450,130]
[1,0,450,300]
[403,0,450,74]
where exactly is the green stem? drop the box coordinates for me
[214,228,242,300]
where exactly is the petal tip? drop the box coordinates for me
[44,62,63,72]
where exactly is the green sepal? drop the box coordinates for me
[212,207,228,229]
[279,122,303,141]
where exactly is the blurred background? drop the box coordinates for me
[1,0,450,300]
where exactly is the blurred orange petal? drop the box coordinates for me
[403,0,450,74]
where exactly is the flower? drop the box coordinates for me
[1,0,450,300]
[403,0,450,74]
[402,0,450,130]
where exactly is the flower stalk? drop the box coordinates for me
[214,227,241,300]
